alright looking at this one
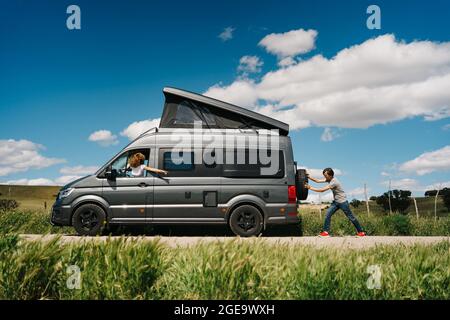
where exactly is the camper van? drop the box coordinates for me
[51,87,309,236]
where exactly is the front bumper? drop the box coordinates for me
[50,201,72,226]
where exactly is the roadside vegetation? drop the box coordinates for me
[0,234,448,300]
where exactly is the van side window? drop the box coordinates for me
[163,151,194,171]
[223,150,285,178]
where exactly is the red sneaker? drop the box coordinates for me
[319,231,330,237]
[357,232,366,237]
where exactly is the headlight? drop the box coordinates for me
[58,188,74,200]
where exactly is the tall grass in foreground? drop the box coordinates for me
[0,234,163,299]
[0,234,449,299]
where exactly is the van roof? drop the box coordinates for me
[161,87,289,136]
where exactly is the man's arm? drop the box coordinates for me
[306,173,327,183]
[305,183,332,193]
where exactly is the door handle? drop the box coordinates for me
[138,182,149,188]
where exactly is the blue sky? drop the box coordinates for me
[1,0,449,201]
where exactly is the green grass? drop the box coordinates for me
[299,211,450,236]
[0,234,449,300]
[1,208,449,236]
[344,197,449,218]
[0,209,72,234]
[0,184,59,211]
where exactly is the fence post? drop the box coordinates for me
[318,193,322,220]
[413,197,419,220]
[388,179,393,215]
[434,183,442,222]
[364,183,370,217]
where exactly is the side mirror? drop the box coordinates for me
[105,168,117,181]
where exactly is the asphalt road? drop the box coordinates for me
[19,234,450,249]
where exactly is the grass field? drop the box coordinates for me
[0,208,449,236]
[1,185,449,300]
[1,184,448,217]
[0,185,59,211]
[0,234,448,299]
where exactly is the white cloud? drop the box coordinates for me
[381,171,391,177]
[278,57,296,68]
[54,175,83,185]
[347,187,371,200]
[120,118,160,141]
[258,28,317,58]
[205,34,450,130]
[306,192,334,204]
[237,55,263,75]
[3,178,55,186]
[399,145,450,175]
[218,27,235,42]
[60,165,98,175]
[204,80,258,107]
[88,130,118,147]
[0,139,65,177]
[424,181,450,190]
[379,178,450,193]
[2,175,84,186]
[381,178,422,191]
[320,127,341,142]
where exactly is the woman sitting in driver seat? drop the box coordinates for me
[127,152,168,177]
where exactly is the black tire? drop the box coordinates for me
[296,169,309,200]
[72,204,106,236]
[229,205,263,237]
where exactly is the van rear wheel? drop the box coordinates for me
[229,205,263,237]
[72,204,106,236]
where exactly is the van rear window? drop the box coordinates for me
[222,150,284,178]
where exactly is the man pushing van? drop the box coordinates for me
[305,168,366,237]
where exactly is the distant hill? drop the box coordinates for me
[0,184,61,211]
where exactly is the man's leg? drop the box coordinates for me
[323,201,339,232]
[339,201,363,233]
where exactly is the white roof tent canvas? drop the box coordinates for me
[159,87,289,136]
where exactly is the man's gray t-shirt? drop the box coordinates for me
[328,177,347,203]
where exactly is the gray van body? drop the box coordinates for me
[51,128,299,229]
[51,87,303,235]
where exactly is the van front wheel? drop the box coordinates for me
[72,204,106,236]
[229,205,263,237]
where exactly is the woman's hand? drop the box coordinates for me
[157,169,168,175]
[304,182,311,189]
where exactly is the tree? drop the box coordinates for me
[441,188,450,212]
[369,196,377,201]
[425,190,438,197]
[375,189,411,214]
[350,199,362,208]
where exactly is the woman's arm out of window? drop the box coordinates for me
[144,166,168,175]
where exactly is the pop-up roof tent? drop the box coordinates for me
[159,87,289,136]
